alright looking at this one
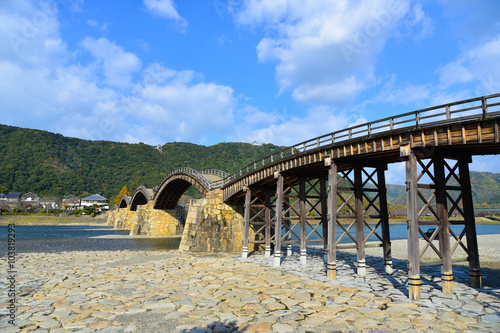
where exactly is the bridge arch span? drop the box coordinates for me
[129,185,154,211]
[118,195,130,209]
[153,167,226,210]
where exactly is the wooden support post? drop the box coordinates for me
[285,188,292,256]
[242,186,251,259]
[320,177,328,263]
[459,158,482,288]
[404,148,421,300]
[274,174,283,267]
[354,166,366,276]
[299,177,307,266]
[434,157,454,294]
[265,192,271,257]
[327,160,337,280]
[378,165,393,274]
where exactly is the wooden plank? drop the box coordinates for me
[406,151,421,300]
[378,165,393,274]
[299,178,307,266]
[459,159,482,288]
[496,121,499,143]
[355,166,366,276]
[274,174,283,267]
[434,157,454,294]
[265,192,271,257]
[242,187,251,259]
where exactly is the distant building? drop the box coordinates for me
[81,194,108,209]
[155,144,163,153]
[21,192,40,206]
[5,192,21,205]
[40,196,61,209]
[62,195,81,210]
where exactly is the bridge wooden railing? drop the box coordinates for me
[200,169,230,178]
[224,93,500,186]
[159,167,229,191]
[200,169,229,189]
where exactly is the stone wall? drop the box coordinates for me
[106,190,243,252]
[106,204,182,236]
[129,202,183,236]
[179,189,244,253]
[106,208,136,229]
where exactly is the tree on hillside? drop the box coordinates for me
[114,185,130,205]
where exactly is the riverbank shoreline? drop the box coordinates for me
[0,215,108,226]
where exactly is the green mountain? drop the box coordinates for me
[386,172,500,206]
[0,124,280,201]
[1,123,498,205]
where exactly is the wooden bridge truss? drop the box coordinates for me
[121,93,498,300]
[232,93,500,300]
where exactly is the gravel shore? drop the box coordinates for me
[1,235,499,332]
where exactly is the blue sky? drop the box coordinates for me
[1,0,500,182]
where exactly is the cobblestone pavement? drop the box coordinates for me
[1,248,499,332]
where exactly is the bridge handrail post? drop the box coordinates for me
[445,106,451,120]
[332,134,335,144]
[482,97,488,118]
[390,118,394,130]
[349,128,352,139]
[416,112,420,127]
[368,123,372,136]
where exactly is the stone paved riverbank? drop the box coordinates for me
[1,243,500,332]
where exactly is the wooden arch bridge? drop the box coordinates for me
[119,168,228,210]
[117,93,500,300]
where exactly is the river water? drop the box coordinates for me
[1,223,500,253]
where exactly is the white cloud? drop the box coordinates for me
[439,36,500,94]
[131,64,236,143]
[143,0,187,31]
[235,105,366,146]
[82,37,142,89]
[0,2,238,146]
[234,0,411,107]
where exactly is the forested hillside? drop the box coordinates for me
[0,124,280,200]
[1,123,499,205]
[386,172,500,206]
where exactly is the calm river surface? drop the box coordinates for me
[1,223,500,253]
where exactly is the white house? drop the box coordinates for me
[81,194,108,209]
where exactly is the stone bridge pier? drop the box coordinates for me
[107,169,245,252]
[179,189,244,252]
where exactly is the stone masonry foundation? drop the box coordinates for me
[179,189,244,252]
[107,189,244,252]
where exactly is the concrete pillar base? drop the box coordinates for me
[442,270,454,294]
[274,251,281,267]
[300,249,307,266]
[409,275,421,300]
